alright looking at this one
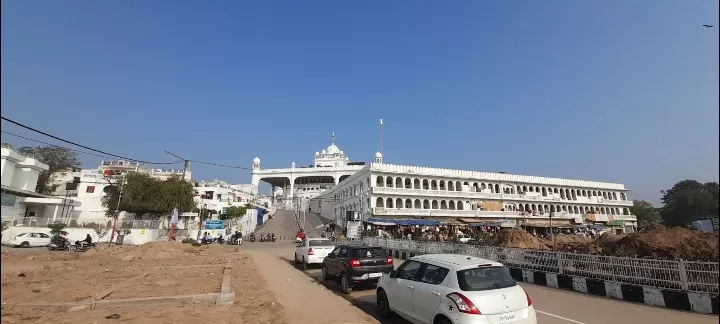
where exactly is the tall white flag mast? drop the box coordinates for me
[379,119,384,159]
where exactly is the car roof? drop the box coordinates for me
[409,254,503,270]
[306,237,331,241]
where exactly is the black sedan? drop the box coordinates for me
[321,244,394,294]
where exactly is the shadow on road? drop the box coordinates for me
[278,256,410,324]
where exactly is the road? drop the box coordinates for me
[255,209,329,240]
[243,210,718,324]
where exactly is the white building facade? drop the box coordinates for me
[251,133,365,208]
[1,143,82,227]
[308,152,637,231]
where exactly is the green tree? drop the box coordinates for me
[47,222,69,236]
[102,173,195,218]
[17,146,81,194]
[660,180,719,227]
[630,200,662,227]
[220,206,247,220]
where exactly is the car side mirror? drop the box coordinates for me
[389,270,397,279]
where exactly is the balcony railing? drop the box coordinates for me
[371,208,637,222]
[371,187,633,206]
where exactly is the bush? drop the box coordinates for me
[181,237,200,246]
[47,222,68,236]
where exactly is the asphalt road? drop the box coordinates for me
[244,210,718,324]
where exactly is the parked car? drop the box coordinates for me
[454,234,471,244]
[376,254,537,324]
[321,244,394,294]
[294,237,334,269]
[9,232,52,248]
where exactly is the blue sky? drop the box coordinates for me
[1,1,718,202]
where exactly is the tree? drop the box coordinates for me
[17,146,80,194]
[630,200,662,227]
[660,180,719,227]
[47,222,69,236]
[102,173,195,218]
[220,206,247,220]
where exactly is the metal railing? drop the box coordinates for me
[361,237,719,295]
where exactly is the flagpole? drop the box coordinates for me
[379,119,384,158]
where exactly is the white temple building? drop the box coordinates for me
[252,134,637,232]
[251,133,366,208]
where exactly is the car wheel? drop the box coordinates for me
[434,317,452,324]
[321,265,330,280]
[20,241,30,248]
[376,289,392,318]
[340,272,352,294]
[302,256,308,270]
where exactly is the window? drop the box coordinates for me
[86,186,96,193]
[338,247,349,258]
[396,260,423,281]
[456,266,517,291]
[308,239,333,247]
[351,247,388,258]
[421,264,450,285]
[37,233,50,238]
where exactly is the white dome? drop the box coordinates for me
[339,150,344,155]
[321,149,326,154]
[326,144,340,154]
[253,157,260,163]
[375,152,383,158]
[315,152,319,155]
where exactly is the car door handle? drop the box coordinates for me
[407,285,414,289]
[432,291,441,296]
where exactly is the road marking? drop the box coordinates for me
[536,310,588,324]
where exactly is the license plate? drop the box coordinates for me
[368,272,383,278]
[498,312,517,322]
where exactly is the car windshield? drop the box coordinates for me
[308,239,333,247]
[351,247,388,258]
[456,266,517,291]
[16,233,27,237]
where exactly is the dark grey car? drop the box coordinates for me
[321,244,394,294]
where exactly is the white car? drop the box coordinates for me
[376,254,537,324]
[8,232,52,248]
[294,237,334,269]
[454,234,471,244]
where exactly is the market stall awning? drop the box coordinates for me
[587,224,608,230]
[365,218,440,226]
[365,218,397,226]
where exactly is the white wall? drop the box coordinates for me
[1,226,161,245]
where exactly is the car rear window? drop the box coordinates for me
[456,266,517,291]
[351,247,388,258]
[308,239,333,247]
[16,233,27,237]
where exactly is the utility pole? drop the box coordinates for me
[164,150,190,181]
[109,175,125,244]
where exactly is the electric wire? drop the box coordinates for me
[1,116,182,165]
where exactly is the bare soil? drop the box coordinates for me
[486,225,719,261]
[1,242,289,324]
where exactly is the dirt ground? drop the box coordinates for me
[0,242,289,324]
[486,225,719,261]
[1,242,378,324]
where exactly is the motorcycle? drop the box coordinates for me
[259,235,265,242]
[47,237,69,251]
[271,235,276,242]
[250,235,256,242]
[213,237,225,244]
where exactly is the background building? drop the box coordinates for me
[309,153,638,233]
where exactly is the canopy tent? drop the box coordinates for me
[587,224,609,231]
[365,218,441,227]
